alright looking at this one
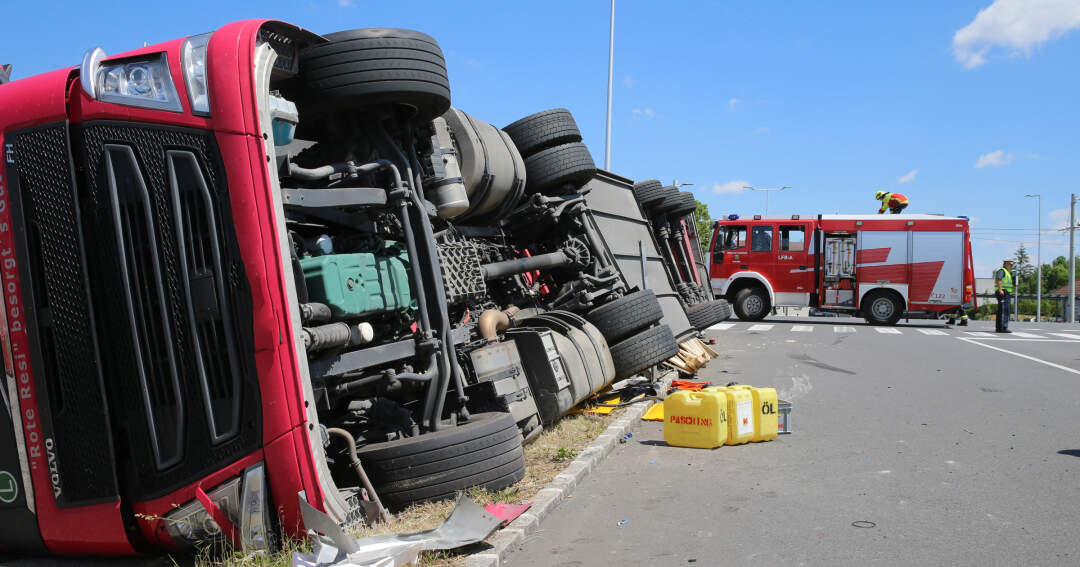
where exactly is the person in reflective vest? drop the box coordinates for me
[875,191,909,214]
[995,259,1014,333]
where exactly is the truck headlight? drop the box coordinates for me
[163,463,272,552]
[80,47,183,113]
[181,33,212,115]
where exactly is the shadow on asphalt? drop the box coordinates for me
[766,317,951,329]
[1057,449,1080,458]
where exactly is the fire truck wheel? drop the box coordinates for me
[609,324,680,380]
[633,180,669,209]
[299,28,452,123]
[733,287,770,321]
[523,142,598,194]
[355,412,525,510]
[586,290,664,343]
[503,108,583,157]
[862,290,904,326]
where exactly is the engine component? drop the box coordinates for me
[427,116,470,218]
[300,243,415,319]
[478,306,519,341]
[480,250,570,280]
[440,107,526,222]
[436,241,486,305]
[302,322,375,352]
[300,302,332,324]
[467,341,540,431]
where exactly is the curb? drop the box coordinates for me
[464,371,675,567]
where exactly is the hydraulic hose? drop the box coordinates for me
[325,428,390,524]
[481,251,570,280]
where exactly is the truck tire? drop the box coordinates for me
[503,109,582,157]
[609,324,680,379]
[733,287,770,321]
[656,191,697,218]
[862,290,903,326]
[685,299,731,329]
[633,180,668,209]
[355,412,525,509]
[299,28,451,122]
[585,290,664,343]
[523,142,597,195]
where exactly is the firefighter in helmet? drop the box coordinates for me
[875,190,909,214]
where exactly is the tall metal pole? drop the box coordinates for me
[603,0,614,170]
[744,186,791,217]
[1069,193,1076,324]
[1026,194,1041,321]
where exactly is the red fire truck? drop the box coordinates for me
[708,214,976,325]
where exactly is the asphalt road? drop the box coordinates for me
[505,316,1080,567]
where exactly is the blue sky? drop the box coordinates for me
[2,0,1077,278]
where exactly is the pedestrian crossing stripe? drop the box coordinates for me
[917,329,948,335]
[965,332,995,337]
[835,326,856,333]
[1049,332,1080,340]
[1009,332,1045,339]
[708,322,736,331]
[792,325,813,332]
[875,328,902,334]
[747,324,774,332]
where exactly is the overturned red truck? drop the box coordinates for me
[0,19,730,556]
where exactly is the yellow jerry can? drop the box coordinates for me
[705,387,754,445]
[716,385,779,442]
[663,390,728,449]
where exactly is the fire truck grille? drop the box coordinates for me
[77,122,259,499]
[6,124,119,506]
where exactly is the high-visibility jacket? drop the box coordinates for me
[995,268,1014,293]
[877,192,909,213]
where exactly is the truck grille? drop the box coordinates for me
[77,122,259,499]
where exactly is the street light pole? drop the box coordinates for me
[603,0,614,170]
[1025,194,1041,322]
[744,186,791,217]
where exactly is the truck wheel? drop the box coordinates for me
[355,412,525,510]
[585,290,664,343]
[862,291,903,326]
[685,299,730,329]
[299,28,451,122]
[523,142,597,194]
[655,191,697,217]
[633,180,669,209]
[609,324,680,379]
[503,109,582,157]
[733,287,770,321]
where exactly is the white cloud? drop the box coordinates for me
[897,169,919,184]
[623,75,636,88]
[712,180,750,195]
[632,108,655,120]
[753,126,770,135]
[728,98,741,110]
[953,0,1080,68]
[1049,207,1070,230]
[974,149,1014,168]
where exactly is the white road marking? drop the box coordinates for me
[917,329,949,335]
[792,325,814,332]
[1009,332,1046,339]
[708,322,736,331]
[965,332,996,337]
[835,326,856,333]
[957,338,1080,376]
[1048,332,1080,340]
[747,324,774,332]
[875,328,902,334]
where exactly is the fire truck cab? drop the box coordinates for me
[708,214,976,325]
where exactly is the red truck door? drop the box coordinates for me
[747,223,777,283]
[774,223,813,299]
